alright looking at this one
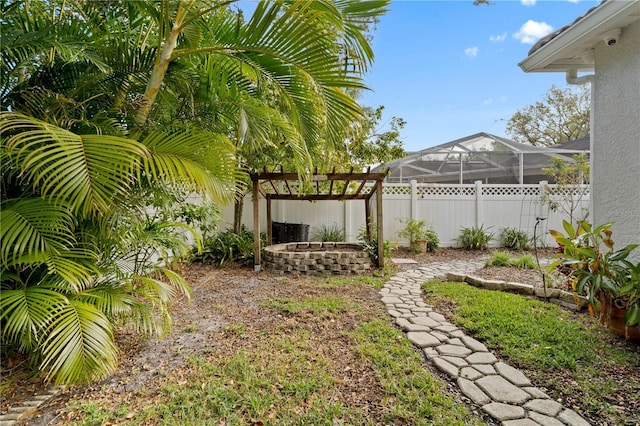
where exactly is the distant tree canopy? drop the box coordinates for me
[347,105,406,170]
[506,85,591,147]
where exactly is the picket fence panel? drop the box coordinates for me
[210,181,590,248]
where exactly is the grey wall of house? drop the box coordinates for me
[593,19,640,261]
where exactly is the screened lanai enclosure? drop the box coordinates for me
[375,133,589,184]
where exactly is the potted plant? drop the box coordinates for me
[549,220,640,340]
[397,218,439,253]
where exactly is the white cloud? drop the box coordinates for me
[513,20,554,44]
[490,32,507,42]
[521,0,536,6]
[465,47,479,58]
[482,96,507,106]
[567,0,579,3]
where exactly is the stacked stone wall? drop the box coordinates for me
[264,242,371,275]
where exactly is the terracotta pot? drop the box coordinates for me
[596,294,640,341]
[411,241,427,254]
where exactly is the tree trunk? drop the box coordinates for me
[234,195,244,234]
[134,4,186,128]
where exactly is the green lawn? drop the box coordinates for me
[423,280,640,425]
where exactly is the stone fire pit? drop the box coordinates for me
[263,242,371,275]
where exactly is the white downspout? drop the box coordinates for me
[565,67,595,221]
[565,69,594,86]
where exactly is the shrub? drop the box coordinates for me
[423,229,440,252]
[458,225,493,250]
[176,201,221,241]
[549,220,640,326]
[500,227,530,250]
[311,223,345,242]
[358,221,394,263]
[485,251,512,267]
[396,218,439,253]
[195,226,266,266]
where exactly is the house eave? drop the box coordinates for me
[518,0,640,73]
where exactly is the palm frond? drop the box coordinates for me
[1,111,148,216]
[1,198,75,267]
[140,128,239,204]
[0,285,68,352]
[40,299,117,384]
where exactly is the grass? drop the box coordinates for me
[309,273,388,290]
[485,251,537,269]
[47,271,638,425]
[423,280,640,424]
[262,295,352,314]
[65,274,481,425]
[353,320,481,425]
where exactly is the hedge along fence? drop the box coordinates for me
[194,181,589,248]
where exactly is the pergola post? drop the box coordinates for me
[364,199,371,240]
[252,178,261,271]
[376,179,384,268]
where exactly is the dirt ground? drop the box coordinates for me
[0,247,591,425]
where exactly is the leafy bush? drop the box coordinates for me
[176,201,221,241]
[457,225,493,250]
[358,222,393,263]
[311,223,345,242]
[549,221,640,326]
[423,229,440,252]
[194,227,266,266]
[500,227,530,250]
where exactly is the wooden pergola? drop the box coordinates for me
[250,167,388,270]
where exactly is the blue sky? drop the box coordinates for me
[359,0,599,151]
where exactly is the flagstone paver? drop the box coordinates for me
[380,258,591,426]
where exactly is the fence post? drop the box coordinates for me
[410,179,418,220]
[475,180,483,227]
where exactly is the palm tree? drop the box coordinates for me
[1,0,388,384]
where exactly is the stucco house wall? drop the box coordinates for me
[592,20,640,259]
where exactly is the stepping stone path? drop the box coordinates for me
[381,260,590,426]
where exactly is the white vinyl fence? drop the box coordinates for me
[210,180,590,248]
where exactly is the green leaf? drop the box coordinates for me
[40,299,117,385]
[624,304,640,326]
[562,220,575,238]
[600,276,618,294]
[140,128,239,204]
